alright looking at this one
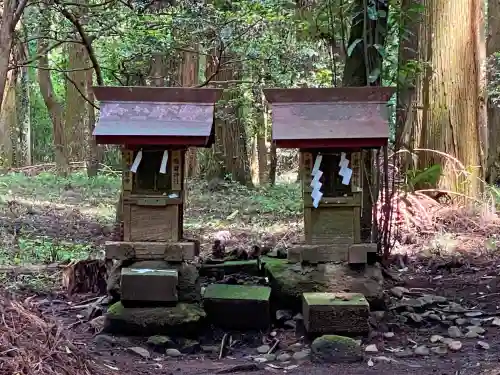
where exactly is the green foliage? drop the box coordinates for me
[6,238,91,265]
[405,164,442,191]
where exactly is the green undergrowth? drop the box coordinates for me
[0,238,93,265]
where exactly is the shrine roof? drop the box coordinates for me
[263,87,396,149]
[92,86,223,147]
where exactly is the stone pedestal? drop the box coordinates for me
[303,292,369,335]
[203,284,271,330]
[121,268,178,304]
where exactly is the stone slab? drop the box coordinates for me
[104,301,205,337]
[105,241,197,261]
[121,267,178,303]
[303,292,370,335]
[286,244,347,264]
[264,260,385,311]
[348,243,377,264]
[203,284,271,330]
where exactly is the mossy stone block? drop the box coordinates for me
[121,267,178,304]
[303,292,370,335]
[203,284,271,330]
[104,301,206,337]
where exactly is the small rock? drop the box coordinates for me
[431,346,448,355]
[147,335,174,348]
[129,346,150,359]
[455,318,468,325]
[477,341,490,350]
[179,339,200,354]
[89,316,105,331]
[414,345,429,356]
[262,354,276,361]
[92,334,117,348]
[430,335,444,343]
[408,313,423,323]
[166,348,182,357]
[365,344,378,353]
[469,318,482,326]
[292,350,310,361]
[276,310,293,321]
[254,356,269,363]
[465,311,483,317]
[447,315,460,321]
[277,353,291,362]
[310,335,362,363]
[257,344,270,354]
[467,326,485,335]
[390,286,409,298]
[491,317,500,327]
[448,326,463,338]
[447,340,462,351]
[284,320,297,330]
[465,331,479,338]
[383,332,395,339]
[428,313,441,321]
[288,343,303,352]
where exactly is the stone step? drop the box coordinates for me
[121,267,178,304]
[203,284,271,330]
[303,292,370,335]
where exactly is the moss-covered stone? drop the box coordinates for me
[311,335,363,363]
[203,284,271,330]
[104,302,206,337]
[265,262,385,311]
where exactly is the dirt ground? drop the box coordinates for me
[2,170,500,375]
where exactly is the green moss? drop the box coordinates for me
[313,335,359,347]
[204,284,271,301]
[303,292,368,306]
[265,262,327,298]
[106,302,206,326]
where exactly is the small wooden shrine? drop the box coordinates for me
[93,86,222,264]
[264,87,395,264]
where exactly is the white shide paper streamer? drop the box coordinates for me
[311,154,323,208]
[130,150,143,173]
[159,150,169,174]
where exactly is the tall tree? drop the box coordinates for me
[0,0,28,115]
[487,0,500,182]
[411,0,484,197]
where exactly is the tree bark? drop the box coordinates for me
[412,0,483,197]
[86,68,99,177]
[0,0,28,115]
[487,0,500,182]
[37,40,69,176]
[64,41,87,161]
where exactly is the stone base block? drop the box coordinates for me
[104,301,206,337]
[303,292,370,335]
[105,241,198,262]
[203,284,271,330]
[121,267,178,304]
[287,244,347,264]
[348,244,377,265]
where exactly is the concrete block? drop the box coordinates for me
[348,243,378,264]
[303,292,370,335]
[203,284,271,330]
[120,267,178,304]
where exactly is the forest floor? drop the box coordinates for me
[2,168,500,375]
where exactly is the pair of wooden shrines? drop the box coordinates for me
[93,85,395,264]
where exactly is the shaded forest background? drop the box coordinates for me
[0,0,499,200]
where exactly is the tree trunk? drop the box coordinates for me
[17,57,31,166]
[342,0,388,242]
[179,48,200,178]
[269,141,277,186]
[487,0,500,183]
[412,0,483,197]
[64,41,87,161]
[0,0,28,115]
[250,135,259,184]
[86,68,99,177]
[38,40,69,176]
[0,69,16,166]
